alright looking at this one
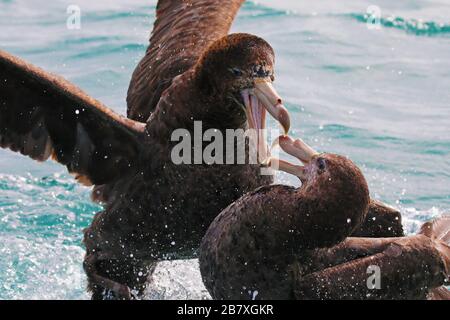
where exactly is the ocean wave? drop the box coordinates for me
[246,2,450,37]
[68,43,146,60]
[313,124,450,153]
[82,8,154,23]
[244,2,450,38]
[242,1,296,18]
[350,13,450,36]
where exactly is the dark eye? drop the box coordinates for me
[231,68,242,77]
[257,68,267,77]
[317,158,326,171]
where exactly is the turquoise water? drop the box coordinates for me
[0,0,449,299]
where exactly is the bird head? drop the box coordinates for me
[195,33,290,161]
[270,135,370,240]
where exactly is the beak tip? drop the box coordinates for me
[278,106,291,135]
[254,80,291,135]
[279,135,294,153]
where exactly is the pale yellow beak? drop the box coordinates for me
[254,79,290,134]
[240,79,291,164]
[270,135,318,181]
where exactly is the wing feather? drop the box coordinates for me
[127,0,245,121]
[0,49,145,186]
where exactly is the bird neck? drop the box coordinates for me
[293,184,370,249]
[144,71,246,146]
[191,69,247,131]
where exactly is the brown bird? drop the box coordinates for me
[352,199,404,238]
[199,136,450,300]
[0,0,399,300]
[0,0,291,299]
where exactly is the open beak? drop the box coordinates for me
[241,78,291,163]
[269,135,318,181]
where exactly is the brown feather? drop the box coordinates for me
[127,0,245,121]
[296,235,446,300]
[0,49,145,185]
[351,199,404,237]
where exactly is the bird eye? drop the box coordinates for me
[317,158,326,171]
[257,68,266,77]
[230,68,242,77]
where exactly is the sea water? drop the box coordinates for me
[0,0,449,299]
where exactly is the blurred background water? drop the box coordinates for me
[0,0,449,299]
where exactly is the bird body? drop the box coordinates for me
[199,136,450,300]
[200,137,371,299]
[1,0,292,299]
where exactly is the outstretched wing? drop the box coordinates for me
[127,0,245,121]
[0,50,146,186]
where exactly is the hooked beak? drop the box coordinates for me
[241,78,291,163]
[269,135,318,181]
[254,79,291,134]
